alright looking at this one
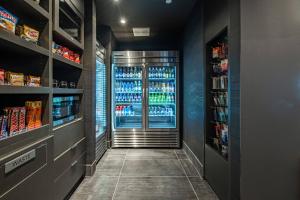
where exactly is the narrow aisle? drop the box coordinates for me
[70,149,218,200]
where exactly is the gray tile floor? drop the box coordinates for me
[70,149,219,200]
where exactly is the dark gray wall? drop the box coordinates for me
[84,0,97,169]
[116,34,180,51]
[182,0,205,165]
[240,0,300,199]
[228,0,240,199]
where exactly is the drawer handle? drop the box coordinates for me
[71,143,78,151]
[71,161,78,168]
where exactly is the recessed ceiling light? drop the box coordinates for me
[166,0,172,4]
[113,0,119,2]
[133,28,150,37]
[120,18,127,25]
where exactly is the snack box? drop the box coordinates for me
[0,6,18,33]
[0,68,4,85]
[0,116,8,139]
[6,71,24,86]
[25,75,41,87]
[16,25,40,43]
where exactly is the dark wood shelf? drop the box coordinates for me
[53,117,83,131]
[53,54,83,70]
[53,88,84,94]
[53,28,84,51]
[0,125,50,153]
[1,0,49,21]
[23,0,50,19]
[0,85,50,94]
[0,29,49,56]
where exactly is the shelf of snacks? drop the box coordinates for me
[1,1,49,21]
[0,28,49,56]
[53,53,83,70]
[0,69,48,94]
[0,5,49,55]
[0,100,45,142]
[52,88,83,94]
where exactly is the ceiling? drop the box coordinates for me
[96,0,198,42]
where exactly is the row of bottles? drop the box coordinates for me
[149,106,174,116]
[149,82,175,93]
[115,81,142,93]
[116,94,142,103]
[149,67,175,79]
[149,93,175,104]
[115,105,136,116]
[115,67,142,79]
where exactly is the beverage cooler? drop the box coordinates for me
[95,42,107,160]
[111,51,179,148]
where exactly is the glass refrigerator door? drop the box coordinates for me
[96,59,107,138]
[147,65,177,129]
[113,66,143,129]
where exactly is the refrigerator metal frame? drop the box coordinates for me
[111,51,180,148]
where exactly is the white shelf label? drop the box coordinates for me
[5,149,36,174]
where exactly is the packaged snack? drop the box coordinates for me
[0,116,8,139]
[0,6,18,33]
[6,72,24,86]
[34,101,42,128]
[62,47,70,59]
[18,107,26,131]
[74,54,80,64]
[25,75,41,87]
[0,68,4,85]
[25,101,36,130]
[16,25,40,43]
[9,108,19,135]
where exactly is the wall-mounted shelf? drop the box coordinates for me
[0,29,49,56]
[53,29,83,51]
[0,86,50,94]
[53,88,83,94]
[53,54,83,70]
[1,0,49,21]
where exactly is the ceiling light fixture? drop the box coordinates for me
[120,17,127,25]
[133,27,150,37]
[113,0,119,2]
[166,0,172,4]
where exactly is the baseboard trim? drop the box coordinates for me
[183,141,204,176]
[85,160,97,177]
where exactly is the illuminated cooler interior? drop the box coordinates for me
[148,66,176,128]
[114,66,143,129]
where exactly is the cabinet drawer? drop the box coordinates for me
[53,118,84,157]
[0,137,51,198]
[54,137,85,179]
[54,153,85,200]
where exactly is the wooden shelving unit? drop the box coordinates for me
[0,0,86,199]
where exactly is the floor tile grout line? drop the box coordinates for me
[111,149,128,200]
[174,150,200,200]
[175,150,203,179]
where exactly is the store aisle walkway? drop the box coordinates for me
[70,149,219,200]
